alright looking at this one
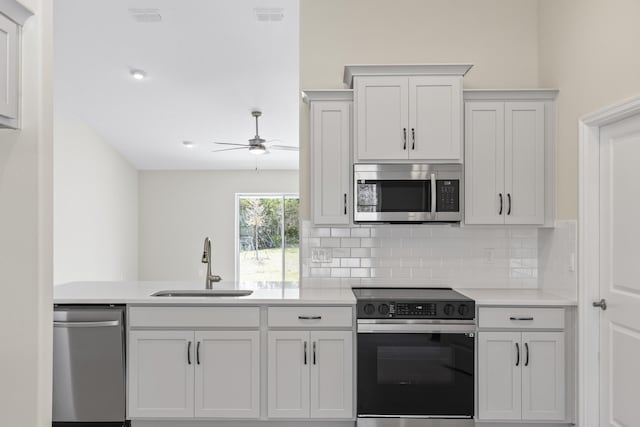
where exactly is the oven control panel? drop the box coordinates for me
[357,300,475,320]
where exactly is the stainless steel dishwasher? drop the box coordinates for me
[53,305,127,426]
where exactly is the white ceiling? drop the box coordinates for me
[54,0,300,170]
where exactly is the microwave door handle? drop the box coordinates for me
[430,173,436,218]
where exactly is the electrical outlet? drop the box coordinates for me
[311,248,332,263]
[484,248,495,264]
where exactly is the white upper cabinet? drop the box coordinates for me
[304,90,353,225]
[355,76,409,160]
[345,64,472,163]
[0,2,33,129]
[464,90,558,226]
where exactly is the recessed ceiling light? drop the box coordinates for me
[182,141,196,148]
[130,69,146,80]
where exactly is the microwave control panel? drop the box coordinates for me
[436,180,460,212]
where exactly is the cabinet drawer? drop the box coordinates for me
[478,307,564,329]
[268,306,353,328]
[129,306,260,328]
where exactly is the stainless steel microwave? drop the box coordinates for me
[354,164,463,223]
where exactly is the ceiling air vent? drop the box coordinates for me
[254,8,284,22]
[129,8,162,23]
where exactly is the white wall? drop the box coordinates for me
[0,0,53,425]
[139,170,299,282]
[538,0,640,220]
[299,0,541,219]
[53,118,138,284]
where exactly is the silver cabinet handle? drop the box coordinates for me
[515,342,520,366]
[313,341,317,365]
[196,341,201,365]
[403,128,407,150]
[303,341,308,365]
[507,193,512,215]
[298,315,322,320]
[499,193,503,215]
[593,299,607,310]
[510,316,534,321]
[53,320,120,328]
[343,193,347,215]
[430,173,436,216]
[411,128,415,150]
[187,341,192,365]
[524,342,529,367]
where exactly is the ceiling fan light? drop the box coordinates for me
[249,145,267,155]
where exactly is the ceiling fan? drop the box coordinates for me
[211,110,298,155]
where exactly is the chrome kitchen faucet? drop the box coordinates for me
[202,237,222,288]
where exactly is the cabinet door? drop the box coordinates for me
[128,330,195,418]
[0,13,18,121]
[309,331,353,419]
[464,102,505,224]
[504,102,545,225]
[194,331,260,418]
[312,101,351,225]
[409,76,462,161]
[521,332,565,421]
[478,332,522,420]
[355,76,409,160]
[268,331,310,418]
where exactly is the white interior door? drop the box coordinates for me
[194,331,260,418]
[598,115,640,427]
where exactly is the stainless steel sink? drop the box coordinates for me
[151,289,254,297]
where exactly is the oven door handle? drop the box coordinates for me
[357,323,476,334]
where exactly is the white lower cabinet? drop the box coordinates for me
[195,330,260,418]
[128,330,195,418]
[478,331,565,421]
[268,330,353,419]
[128,329,260,419]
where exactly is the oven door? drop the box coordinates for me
[357,322,475,418]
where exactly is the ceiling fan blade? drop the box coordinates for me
[211,147,248,153]
[270,145,299,151]
[212,142,250,147]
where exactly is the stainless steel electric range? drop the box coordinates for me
[354,288,476,427]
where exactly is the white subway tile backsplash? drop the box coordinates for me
[350,248,371,258]
[320,237,341,248]
[340,258,360,268]
[332,247,351,258]
[331,228,351,237]
[340,238,361,248]
[310,228,331,238]
[301,220,540,288]
[351,228,371,238]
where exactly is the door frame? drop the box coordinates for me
[578,94,640,427]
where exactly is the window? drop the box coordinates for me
[236,194,299,283]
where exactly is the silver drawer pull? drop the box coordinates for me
[510,316,534,321]
[298,316,322,320]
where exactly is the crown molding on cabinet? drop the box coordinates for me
[0,0,34,25]
[302,89,354,104]
[343,63,473,88]
[464,89,559,101]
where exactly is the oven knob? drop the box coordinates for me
[378,304,390,315]
[363,304,376,315]
[443,304,455,316]
[458,304,470,316]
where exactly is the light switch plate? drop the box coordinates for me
[311,248,332,263]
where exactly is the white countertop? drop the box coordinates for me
[53,280,356,305]
[456,288,577,306]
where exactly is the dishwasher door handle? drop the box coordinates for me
[54,320,121,328]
